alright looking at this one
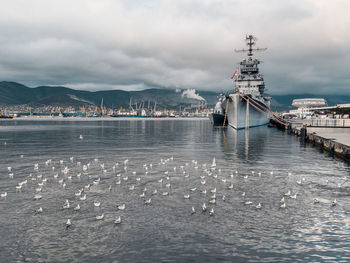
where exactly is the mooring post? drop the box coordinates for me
[300,124,307,141]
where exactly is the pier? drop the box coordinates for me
[271,119,350,162]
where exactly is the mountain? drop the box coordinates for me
[0,81,349,111]
[0,81,218,109]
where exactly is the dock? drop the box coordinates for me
[271,119,350,162]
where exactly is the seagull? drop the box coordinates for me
[7,167,12,172]
[114,216,121,224]
[211,157,216,168]
[94,201,101,207]
[144,198,152,205]
[80,194,87,201]
[96,214,104,220]
[209,208,214,216]
[191,206,196,214]
[162,192,169,196]
[290,193,297,199]
[152,189,158,195]
[228,184,233,189]
[210,188,216,193]
[79,135,83,140]
[222,195,226,201]
[63,200,70,209]
[117,204,125,210]
[190,187,196,192]
[280,202,286,208]
[256,203,262,209]
[201,180,206,185]
[313,198,319,204]
[74,204,80,211]
[331,199,337,207]
[244,201,253,205]
[202,203,207,212]
[184,194,190,199]
[201,189,207,194]
[209,199,216,204]
[129,185,135,191]
[284,190,291,197]
[66,219,71,228]
[165,183,171,188]
[139,192,145,198]
[280,197,285,203]
[35,207,43,214]
[33,194,42,200]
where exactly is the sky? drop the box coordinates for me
[0,0,349,95]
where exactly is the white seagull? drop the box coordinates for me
[117,204,125,210]
[114,216,121,224]
[209,208,214,216]
[96,214,104,220]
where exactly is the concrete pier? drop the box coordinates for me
[270,119,350,162]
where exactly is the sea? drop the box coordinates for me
[0,118,349,262]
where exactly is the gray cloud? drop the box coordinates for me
[0,0,349,94]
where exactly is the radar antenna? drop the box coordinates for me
[234,35,267,56]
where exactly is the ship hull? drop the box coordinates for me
[224,94,269,129]
[209,113,227,126]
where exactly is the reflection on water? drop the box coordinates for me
[0,119,349,263]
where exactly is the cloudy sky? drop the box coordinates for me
[0,0,349,94]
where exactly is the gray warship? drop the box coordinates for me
[218,35,272,129]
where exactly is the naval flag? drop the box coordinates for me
[231,69,239,79]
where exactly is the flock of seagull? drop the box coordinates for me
[1,150,341,230]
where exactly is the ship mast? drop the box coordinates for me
[234,35,267,56]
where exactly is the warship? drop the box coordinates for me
[213,35,272,129]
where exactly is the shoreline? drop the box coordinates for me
[271,119,350,162]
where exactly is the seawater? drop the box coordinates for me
[0,118,349,262]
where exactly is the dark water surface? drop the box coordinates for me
[0,118,349,262]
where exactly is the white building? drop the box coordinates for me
[286,98,327,119]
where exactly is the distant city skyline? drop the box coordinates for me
[0,0,349,94]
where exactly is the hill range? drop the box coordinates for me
[0,81,349,111]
